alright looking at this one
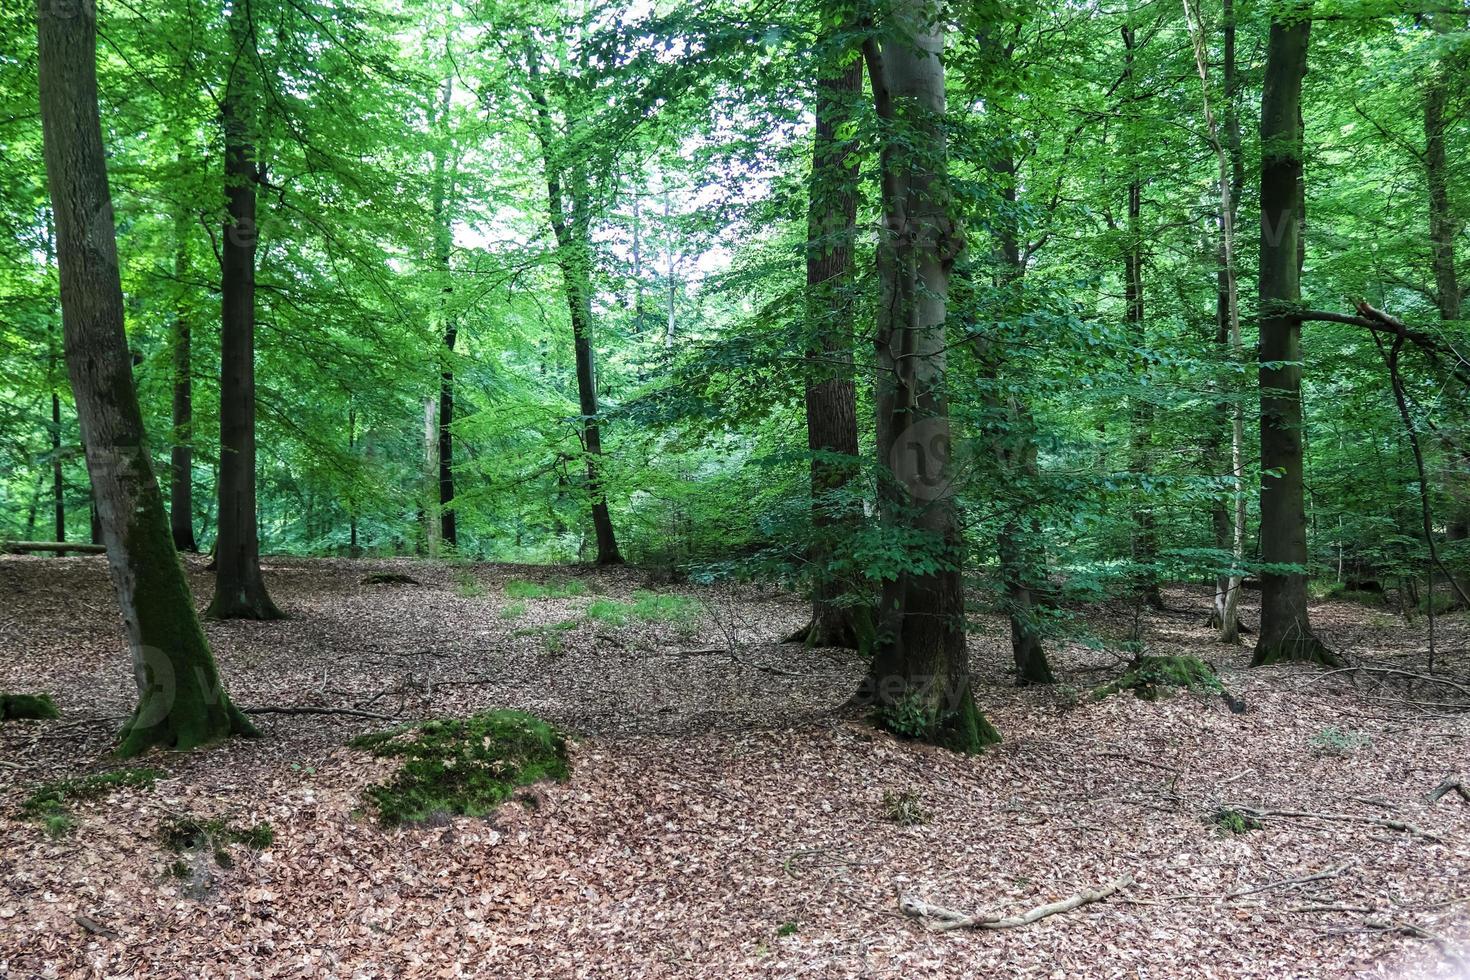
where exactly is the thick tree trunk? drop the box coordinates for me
[208,0,281,620]
[860,7,998,752]
[1253,5,1334,666]
[170,206,198,552]
[35,0,255,754]
[789,22,868,650]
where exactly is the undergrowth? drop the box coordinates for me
[1094,655,1224,701]
[0,692,59,721]
[22,768,159,836]
[586,591,699,630]
[349,710,569,826]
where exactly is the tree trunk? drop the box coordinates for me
[422,395,440,556]
[170,205,198,552]
[431,73,457,551]
[1424,14,1467,604]
[1120,24,1164,612]
[35,0,256,754]
[208,0,281,620]
[1253,4,1334,666]
[526,51,622,566]
[789,19,868,651]
[860,6,998,752]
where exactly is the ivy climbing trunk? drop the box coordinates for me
[1253,2,1334,666]
[860,4,998,752]
[170,205,198,552]
[790,18,868,650]
[35,0,256,755]
[209,0,282,620]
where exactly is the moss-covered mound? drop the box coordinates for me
[1094,655,1224,701]
[1,692,60,721]
[21,768,159,836]
[350,710,569,826]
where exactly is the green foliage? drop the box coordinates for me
[776,921,799,938]
[1211,808,1262,835]
[504,579,588,600]
[586,591,700,630]
[0,692,59,721]
[454,570,486,599]
[1308,727,1371,757]
[22,768,160,836]
[158,814,275,866]
[1094,656,1224,701]
[349,710,570,826]
[499,601,528,620]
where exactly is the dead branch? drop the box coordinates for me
[1308,665,1470,701]
[1427,776,1470,805]
[1224,804,1446,843]
[899,876,1133,932]
[241,705,397,721]
[2,540,106,555]
[1227,863,1350,899]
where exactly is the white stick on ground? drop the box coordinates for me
[900,876,1134,932]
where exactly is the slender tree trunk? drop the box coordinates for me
[1183,0,1246,640]
[422,395,440,556]
[972,150,1054,685]
[43,217,67,553]
[1253,3,1334,666]
[526,52,622,565]
[431,74,457,550]
[170,205,198,552]
[209,0,281,620]
[1120,24,1164,612]
[860,6,998,753]
[1425,15,1468,602]
[36,0,255,754]
[663,186,676,349]
[788,20,868,650]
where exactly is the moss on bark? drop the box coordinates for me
[1,692,61,721]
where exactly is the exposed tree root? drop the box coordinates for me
[1427,776,1469,805]
[1222,804,1447,843]
[899,876,1133,931]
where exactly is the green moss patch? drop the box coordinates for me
[1,693,60,721]
[349,710,569,826]
[21,768,159,837]
[504,578,587,600]
[1094,655,1224,701]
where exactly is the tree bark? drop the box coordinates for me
[860,6,998,752]
[526,50,623,566]
[35,0,256,754]
[169,205,198,552]
[1253,3,1334,666]
[208,0,282,620]
[789,16,869,650]
[431,73,457,550]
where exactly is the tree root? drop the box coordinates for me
[242,705,398,720]
[1427,776,1470,805]
[1222,803,1447,843]
[899,875,1133,931]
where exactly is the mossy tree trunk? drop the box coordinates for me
[791,11,869,650]
[1253,3,1336,667]
[35,0,257,755]
[861,4,998,753]
[209,0,282,620]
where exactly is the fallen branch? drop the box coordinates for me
[1227,863,1349,899]
[1306,666,1470,701]
[1427,776,1470,805]
[900,876,1133,931]
[241,705,397,721]
[1224,804,1446,843]
[1,540,106,555]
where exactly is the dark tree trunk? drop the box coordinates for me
[526,52,622,566]
[1253,4,1334,666]
[973,150,1053,686]
[209,0,281,620]
[50,388,64,545]
[35,0,256,754]
[170,206,198,552]
[790,18,868,650]
[431,74,457,550]
[860,10,998,753]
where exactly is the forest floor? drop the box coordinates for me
[1,555,1468,978]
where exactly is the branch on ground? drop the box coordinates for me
[899,876,1133,931]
